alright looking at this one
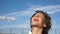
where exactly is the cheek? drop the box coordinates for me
[31,18,34,23]
[39,18,43,22]
[31,17,34,22]
[38,18,43,24]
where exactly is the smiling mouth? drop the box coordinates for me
[34,19,38,21]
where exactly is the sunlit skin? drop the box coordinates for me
[31,13,46,34]
[31,13,45,28]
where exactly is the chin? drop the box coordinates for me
[32,24,42,28]
[32,23,37,25]
[32,24,39,27]
[32,25,38,27]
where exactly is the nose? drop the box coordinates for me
[34,17,38,21]
[34,16,38,19]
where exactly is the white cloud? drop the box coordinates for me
[0,16,6,19]
[28,5,60,14]
[0,16,16,21]
[4,11,34,17]
[4,5,60,17]
[6,16,16,21]
[1,4,60,22]
[47,11,57,14]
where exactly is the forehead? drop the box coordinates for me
[34,13,44,17]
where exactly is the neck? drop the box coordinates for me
[32,27,43,34]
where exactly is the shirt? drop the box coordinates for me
[29,31,32,34]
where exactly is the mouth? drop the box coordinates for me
[34,18,38,21]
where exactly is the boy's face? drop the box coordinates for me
[31,13,45,28]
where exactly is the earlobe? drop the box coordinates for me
[43,24,47,27]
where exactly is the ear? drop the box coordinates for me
[43,23,47,27]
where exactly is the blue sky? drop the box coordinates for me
[0,0,60,34]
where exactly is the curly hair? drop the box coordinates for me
[30,10,51,34]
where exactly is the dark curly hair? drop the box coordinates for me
[30,10,51,34]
